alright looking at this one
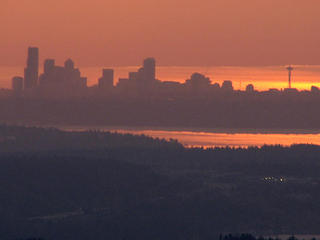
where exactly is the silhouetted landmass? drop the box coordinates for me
[16,239,45,240]
[3,92,320,129]
[221,234,301,240]
[13,234,318,240]
[220,234,312,240]
[1,126,320,240]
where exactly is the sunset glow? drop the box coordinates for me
[2,0,320,67]
[1,65,320,91]
[63,127,320,148]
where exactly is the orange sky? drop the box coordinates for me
[2,0,320,67]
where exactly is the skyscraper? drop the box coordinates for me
[24,47,39,89]
[44,59,55,74]
[98,69,114,89]
[143,58,156,81]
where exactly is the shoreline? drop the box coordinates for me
[33,124,320,135]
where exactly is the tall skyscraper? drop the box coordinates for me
[98,69,114,89]
[143,58,156,81]
[24,47,39,89]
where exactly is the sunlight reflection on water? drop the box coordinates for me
[62,126,320,148]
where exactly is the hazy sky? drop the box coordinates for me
[1,0,320,66]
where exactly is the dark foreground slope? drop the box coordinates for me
[1,125,320,240]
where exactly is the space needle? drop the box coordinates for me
[286,65,294,88]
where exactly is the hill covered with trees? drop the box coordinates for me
[1,125,320,240]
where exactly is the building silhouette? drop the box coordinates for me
[115,57,157,94]
[221,80,233,92]
[38,58,87,98]
[24,47,39,89]
[12,76,23,93]
[98,69,114,90]
[185,73,211,93]
[65,58,75,70]
[44,59,55,75]
[143,58,156,82]
[39,58,85,86]
[246,84,254,93]
[129,72,139,81]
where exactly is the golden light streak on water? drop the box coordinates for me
[62,126,320,148]
[109,130,320,148]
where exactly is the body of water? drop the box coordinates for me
[60,126,320,148]
[3,65,320,147]
[2,65,320,91]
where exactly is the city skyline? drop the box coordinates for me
[6,47,320,93]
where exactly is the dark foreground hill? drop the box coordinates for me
[1,125,320,240]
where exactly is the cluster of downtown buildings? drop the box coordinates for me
[11,47,162,98]
[9,47,320,99]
